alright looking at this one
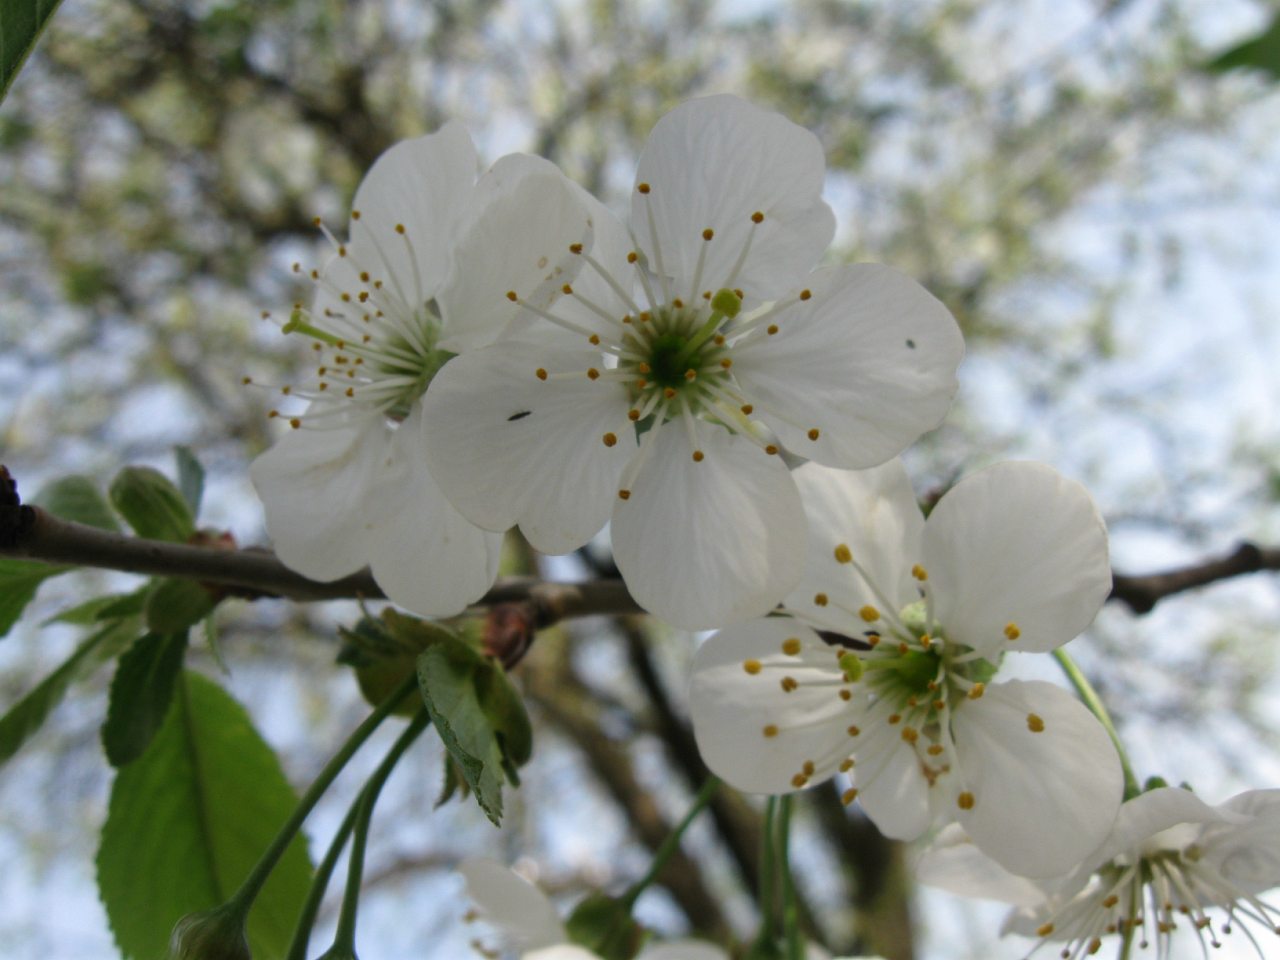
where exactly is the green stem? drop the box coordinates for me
[755,797,779,945]
[621,776,720,909]
[1053,649,1140,799]
[777,796,802,960]
[329,708,432,952]
[284,799,359,960]
[227,672,420,917]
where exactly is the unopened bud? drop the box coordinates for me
[167,904,250,960]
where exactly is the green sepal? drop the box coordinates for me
[145,579,217,635]
[166,902,251,960]
[564,893,645,960]
[338,610,455,716]
[102,632,190,767]
[109,466,197,542]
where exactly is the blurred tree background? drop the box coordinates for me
[2,0,1279,957]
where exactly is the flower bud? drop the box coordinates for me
[167,904,250,960]
[564,893,643,960]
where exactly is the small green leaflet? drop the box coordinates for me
[101,632,190,767]
[174,446,205,516]
[0,615,138,766]
[417,635,533,826]
[1206,15,1280,79]
[109,465,196,542]
[97,671,312,960]
[0,0,67,104]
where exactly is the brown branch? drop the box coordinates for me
[4,465,1279,622]
[1109,542,1280,614]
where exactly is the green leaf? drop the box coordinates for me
[44,587,149,626]
[0,557,62,637]
[174,446,205,516]
[0,616,139,765]
[145,578,216,635]
[34,474,120,532]
[339,610,453,715]
[102,632,190,767]
[0,0,67,104]
[417,636,531,826]
[109,466,196,542]
[1206,15,1280,78]
[97,671,312,960]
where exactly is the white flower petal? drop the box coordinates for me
[689,620,859,794]
[632,95,834,299]
[732,264,963,469]
[951,680,1123,878]
[421,340,636,555]
[915,824,1049,908]
[639,941,730,960]
[785,460,924,637]
[612,421,806,629]
[923,462,1111,658]
[349,121,479,301]
[1194,789,1280,895]
[458,858,567,951]
[851,731,932,841]
[361,404,502,616]
[438,154,594,352]
[249,409,385,581]
[526,948,602,960]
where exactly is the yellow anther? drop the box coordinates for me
[764,445,779,455]
[801,760,815,776]
[714,334,726,345]
[846,725,860,737]
[859,605,880,623]
[627,409,641,422]
[589,334,600,345]
[743,659,763,675]
[569,242,583,254]
[762,723,779,738]
[673,298,684,309]
[562,283,574,295]
[536,368,548,381]
[618,489,631,500]
[919,634,932,648]
[627,251,639,263]
[751,211,764,223]
[702,228,714,241]
[395,223,406,234]
[664,387,677,399]
[926,744,944,756]
[898,641,910,654]
[720,358,733,369]
[901,727,919,743]
[351,210,362,220]
[839,759,854,773]
[602,433,618,447]
[780,676,798,693]
[791,773,809,789]
[834,544,853,564]
[967,682,986,700]
[887,713,901,725]
[740,403,754,415]
[587,368,600,380]
[691,450,705,462]
[1004,622,1021,641]
[1026,713,1045,733]
[767,324,779,335]
[841,788,859,805]
[1102,895,1119,909]
[1036,923,1055,938]
[637,362,651,374]
[782,637,803,656]
[839,689,852,701]
[813,592,829,606]
[345,387,354,397]
[807,428,820,441]
[288,418,301,429]
[733,288,744,299]
[799,288,812,301]
[957,792,975,810]
[637,182,651,194]
[911,564,929,581]
[932,699,945,712]
[684,368,697,381]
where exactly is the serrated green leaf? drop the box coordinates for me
[102,632,189,767]
[34,474,120,532]
[417,637,529,826]
[0,0,67,104]
[97,671,312,960]
[435,753,466,809]
[0,616,139,765]
[1206,15,1280,78]
[44,587,149,626]
[145,578,216,635]
[174,446,205,516]
[475,659,533,779]
[109,466,196,542]
[341,611,453,715]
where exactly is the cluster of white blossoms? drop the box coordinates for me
[246,95,1280,959]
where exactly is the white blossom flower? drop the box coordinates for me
[422,95,964,630]
[458,859,727,960]
[688,459,1121,877]
[918,787,1280,959]
[250,124,595,616]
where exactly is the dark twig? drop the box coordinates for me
[1109,542,1280,614]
